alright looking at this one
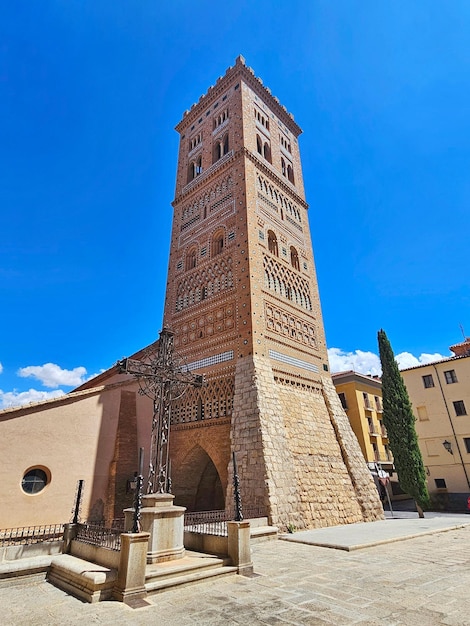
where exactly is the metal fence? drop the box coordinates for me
[0,524,64,547]
[184,506,267,536]
[75,523,122,551]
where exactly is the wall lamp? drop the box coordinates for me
[442,440,454,455]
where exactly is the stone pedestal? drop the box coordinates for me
[227,521,253,575]
[125,493,186,564]
[113,532,150,604]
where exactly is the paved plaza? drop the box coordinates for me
[2,514,470,625]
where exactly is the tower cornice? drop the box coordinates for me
[175,56,303,137]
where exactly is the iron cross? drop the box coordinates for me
[117,327,203,494]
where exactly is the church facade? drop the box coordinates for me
[0,57,383,531]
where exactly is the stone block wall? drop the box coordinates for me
[228,355,383,530]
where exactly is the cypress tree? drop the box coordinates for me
[377,329,429,514]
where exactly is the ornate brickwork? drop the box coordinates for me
[263,254,312,311]
[171,370,235,425]
[256,172,303,228]
[175,255,234,312]
[173,301,236,347]
[265,302,317,349]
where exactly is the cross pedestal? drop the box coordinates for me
[125,493,186,564]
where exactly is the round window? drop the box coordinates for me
[21,468,49,494]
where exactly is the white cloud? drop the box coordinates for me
[328,347,447,376]
[0,388,65,410]
[328,348,382,376]
[395,352,447,370]
[17,363,87,388]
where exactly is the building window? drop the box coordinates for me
[444,369,458,384]
[290,246,300,271]
[185,248,197,271]
[267,230,278,257]
[422,374,434,389]
[212,232,224,257]
[464,438,470,453]
[214,109,228,129]
[374,396,382,411]
[212,134,229,163]
[434,478,447,489]
[189,133,202,151]
[263,142,272,163]
[363,392,371,409]
[22,468,49,494]
[338,392,348,410]
[287,164,295,184]
[453,400,467,416]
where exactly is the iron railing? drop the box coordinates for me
[184,506,267,536]
[0,524,64,547]
[75,523,122,551]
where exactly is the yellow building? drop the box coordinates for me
[332,371,393,472]
[401,338,470,511]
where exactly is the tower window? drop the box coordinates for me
[256,135,262,155]
[267,230,278,257]
[189,133,202,151]
[213,109,228,129]
[263,142,272,163]
[212,232,224,256]
[185,247,197,271]
[213,134,229,163]
[290,246,300,271]
[287,164,295,184]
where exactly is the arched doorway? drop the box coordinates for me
[172,445,225,511]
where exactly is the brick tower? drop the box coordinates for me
[165,56,383,529]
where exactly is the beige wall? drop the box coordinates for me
[332,372,391,469]
[402,356,470,507]
[0,377,154,529]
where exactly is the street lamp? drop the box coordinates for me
[442,440,453,455]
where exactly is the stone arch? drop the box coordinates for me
[172,444,225,512]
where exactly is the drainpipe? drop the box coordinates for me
[432,364,470,489]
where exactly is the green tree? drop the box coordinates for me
[378,329,429,516]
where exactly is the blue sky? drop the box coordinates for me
[1,1,469,407]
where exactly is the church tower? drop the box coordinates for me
[164,56,382,529]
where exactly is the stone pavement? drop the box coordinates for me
[3,514,470,625]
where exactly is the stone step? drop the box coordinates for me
[250,525,278,542]
[145,552,237,593]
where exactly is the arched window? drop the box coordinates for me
[267,230,278,257]
[256,135,262,155]
[213,134,229,164]
[185,247,197,271]
[290,246,300,271]
[196,156,202,176]
[212,231,224,256]
[287,164,295,184]
[281,158,286,177]
[187,162,196,183]
[263,142,272,163]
